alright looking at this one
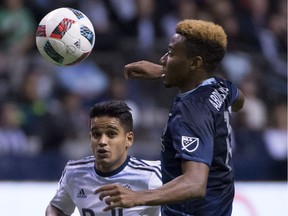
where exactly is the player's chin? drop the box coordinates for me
[95,157,110,166]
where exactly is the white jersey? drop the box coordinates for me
[50,155,162,216]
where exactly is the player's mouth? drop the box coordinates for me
[96,149,109,157]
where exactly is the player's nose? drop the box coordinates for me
[98,134,108,146]
[160,52,168,65]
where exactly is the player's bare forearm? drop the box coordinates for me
[95,175,204,211]
[138,161,208,206]
[95,161,209,211]
[124,61,163,80]
[45,204,69,216]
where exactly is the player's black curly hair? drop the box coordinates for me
[176,19,227,72]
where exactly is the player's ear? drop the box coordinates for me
[89,132,93,146]
[190,56,203,70]
[126,131,134,148]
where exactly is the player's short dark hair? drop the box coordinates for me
[176,19,227,72]
[89,100,133,132]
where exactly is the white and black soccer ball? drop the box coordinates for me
[36,7,95,66]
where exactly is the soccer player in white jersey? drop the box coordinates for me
[45,100,162,216]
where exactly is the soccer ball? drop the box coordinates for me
[36,7,95,66]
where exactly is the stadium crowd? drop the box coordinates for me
[0,0,286,181]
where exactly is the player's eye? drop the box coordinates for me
[91,131,100,138]
[107,131,117,138]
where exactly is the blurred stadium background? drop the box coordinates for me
[0,0,287,215]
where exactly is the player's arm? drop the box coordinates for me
[45,203,69,216]
[232,89,245,112]
[95,160,209,211]
[124,61,163,80]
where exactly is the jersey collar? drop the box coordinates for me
[94,156,130,177]
[178,77,216,98]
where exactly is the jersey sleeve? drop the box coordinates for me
[50,165,76,215]
[147,160,162,190]
[172,100,214,166]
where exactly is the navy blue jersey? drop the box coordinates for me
[161,77,238,216]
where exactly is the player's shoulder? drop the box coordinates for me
[128,156,161,174]
[65,155,95,170]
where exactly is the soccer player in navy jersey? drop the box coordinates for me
[45,101,162,216]
[96,19,245,216]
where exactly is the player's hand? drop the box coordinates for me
[95,184,140,211]
[124,61,163,80]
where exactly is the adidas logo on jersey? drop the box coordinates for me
[123,184,132,190]
[77,189,87,198]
